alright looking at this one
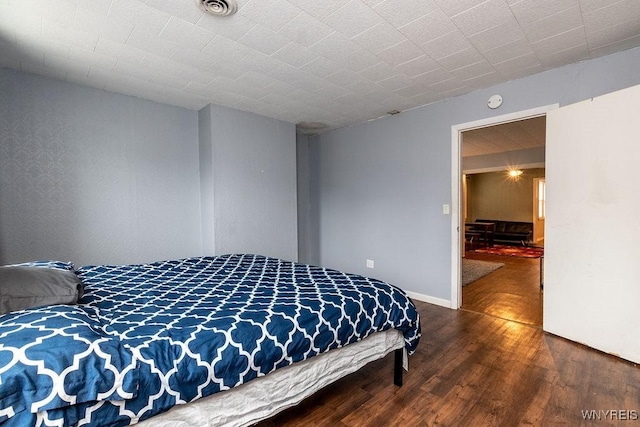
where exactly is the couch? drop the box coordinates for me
[474,219,533,246]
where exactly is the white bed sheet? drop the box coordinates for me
[135,329,405,427]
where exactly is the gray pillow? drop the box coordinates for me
[0,266,84,315]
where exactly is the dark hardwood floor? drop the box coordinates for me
[258,300,639,426]
[462,252,543,326]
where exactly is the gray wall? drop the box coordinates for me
[302,46,640,301]
[466,168,545,223]
[199,104,297,261]
[0,68,202,266]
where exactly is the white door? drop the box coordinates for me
[544,84,640,364]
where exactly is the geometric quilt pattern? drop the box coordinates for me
[1,254,421,426]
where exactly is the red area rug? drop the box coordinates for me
[470,244,544,258]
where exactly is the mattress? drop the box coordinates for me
[136,329,405,427]
[0,254,421,426]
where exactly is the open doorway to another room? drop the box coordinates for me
[460,116,546,327]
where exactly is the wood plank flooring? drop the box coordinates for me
[462,252,543,326]
[258,300,639,426]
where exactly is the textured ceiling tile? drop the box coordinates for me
[392,83,430,98]
[112,60,153,81]
[351,21,407,54]
[395,54,439,77]
[183,81,213,97]
[264,79,299,95]
[450,0,518,37]
[238,50,283,75]
[399,9,458,46]
[361,0,387,8]
[412,67,456,85]
[308,32,353,62]
[461,70,504,88]
[74,7,134,44]
[322,1,384,38]
[127,28,179,59]
[518,6,585,43]
[448,59,495,81]
[238,24,290,55]
[68,46,118,71]
[234,82,270,100]
[42,20,99,51]
[373,0,439,28]
[509,0,579,27]
[148,70,190,90]
[108,0,172,36]
[140,54,184,77]
[582,0,640,34]
[587,20,640,49]
[95,38,146,65]
[170,46,214,69]
[578,0,622,14]
[202,35,253,62]
[437,46,484,71]
[4,0,640,128]
[180,65,217,85]
[159,16,215,51]
[531,26,588,56]
[299,56,344,78]
[357,61,397,82]
[146,0,203,25]
[271,42,315,68]
[421,30,474,60]
[286,0,352,20]
[196,12,256,41]
[590,34,640,57]
[537,43,590,68]
[261,62,307,83]
[343,48,384,72]
[434,0,490,17]
[327,68,373,90]
[377,73,415,91]
[277,11,334,47]
[9,0,75,26]
[239,0,302,32]
[468,20,527,53]
[76,0,112,16]
[377,39,425,67]
[481,37,536,64]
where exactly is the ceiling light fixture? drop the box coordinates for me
[198,0,238,16]
[508,169,523,179]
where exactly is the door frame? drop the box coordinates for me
[450,104,558,309]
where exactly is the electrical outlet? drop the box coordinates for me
[366,259,375,269]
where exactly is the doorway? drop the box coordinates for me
[450,104,558,319]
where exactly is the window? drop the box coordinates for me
[537,179,546,219]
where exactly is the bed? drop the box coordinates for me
[0,254,421,426]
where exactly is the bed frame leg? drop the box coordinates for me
[394,349,403,387]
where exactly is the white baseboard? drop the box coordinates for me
[404,291,452,309]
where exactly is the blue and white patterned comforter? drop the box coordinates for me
[0,254,421,426]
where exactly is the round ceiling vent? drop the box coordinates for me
[199,0,238,16]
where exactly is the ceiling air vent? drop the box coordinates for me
[199,0,238,16]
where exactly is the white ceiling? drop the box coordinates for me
[1,0,639,132]
[462,115,545,157]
